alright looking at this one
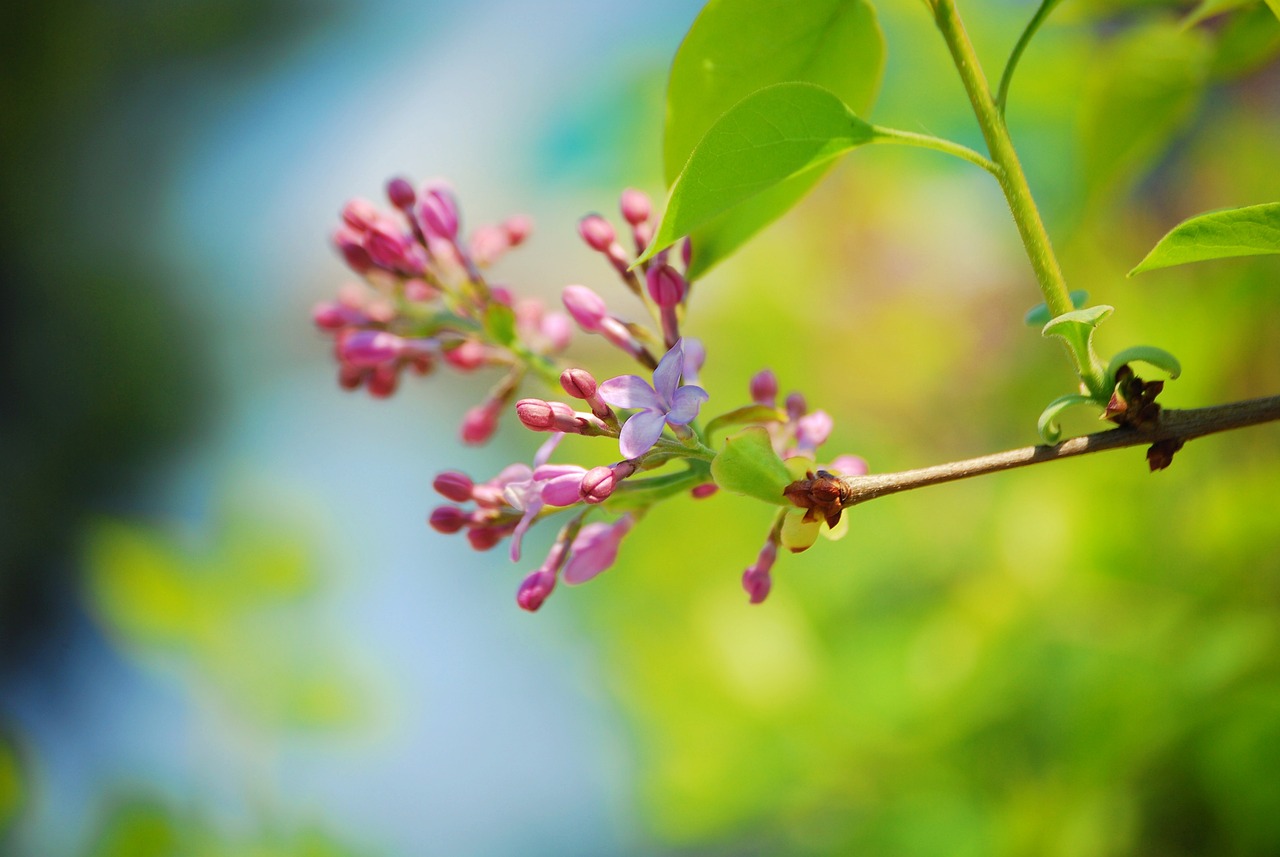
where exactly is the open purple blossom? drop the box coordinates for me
[598,340,708,459]
[500,433,564,560]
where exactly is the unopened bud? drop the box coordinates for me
[417,185,460,240]
[749,369,778,406]
[461,402,500,445]
[561,285,609,332]
[690,483,719,499]
[386,177,416,211]
[444,339,487,371]
[619,188,651,225]
[367,363,400,398]
[503,215,532,246]
[429,505,469,534]
[579,466,616,504]
[646,264,686,307]
[742,540,778,605]
[577,214,616,253]
[341,198,379,231]
[559,368,598,400]
[785,392,808,421]
[433,471,475,503]
[516,569,557,612]
[466,527,503,551]
[333,228,373,273]
[515,398,575,432]
[364,221,410,269]
[312,301,365,330]
[340,331,403,367]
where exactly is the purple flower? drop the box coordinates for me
[500,434,565,561]
[598,340,708,459]
[562,515,635,585]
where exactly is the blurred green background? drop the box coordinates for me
[2,1,1278,855]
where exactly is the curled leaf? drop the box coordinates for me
[1037,393,1099,444]
[1105,346,1182,387]
[1041,305,1114,336]
[1024,290,1088,327]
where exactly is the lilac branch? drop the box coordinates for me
[838,395,1280,506]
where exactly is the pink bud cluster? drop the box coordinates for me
[313,177,570,443]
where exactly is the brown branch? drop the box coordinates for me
[838,395,1280,506]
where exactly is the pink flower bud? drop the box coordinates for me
[646,264,686,307]
[417,185,460,240]
[828,454,868,477]
[489,286,514,306]
[785,392,808,421]
[515,398,574,432]
[742,540,778,605]
[690,483,718,499]
[386,177,416,210]
[429,505,469,534]
[516,569,556,611]
[503,215,532,246]
[559,368,598,400]
[332,228,373,273]
[340,331,403,367]
[541,313,573,352]
[403,279,438,302]
[750,369,778,406]
[796,410,834,455]
[680,237,693,269]
[461,402,500,445]
[577,214,616,253]
[467,527,503,551]
[367,364,400,398]
[312,301,365,330]
[579,466,616,504]
[433,471,475,503]
[364,221,410,269]
[619,188,651,225]
[561,285,609,332]
[444,339,487,371]
[337,364,366,391]
[341,198,379,231]
[468,225,508,266]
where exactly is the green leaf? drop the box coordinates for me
[1042,306,1114,398]
[711,426,792,505]
[1041,305,1114,336]
[1078,20,1211,202]
[664,0,884,276]
[1129,202,1280,274]
[704,404,787,440]
[1037,393,1099,444]
[642,82,879,266]
[1105,346,1183,384]
[1270,0,1280,18]
[1211,3,1280,80]
[483,302,517,346]
[1024,290,1089,327]
[1183,0,1255,26]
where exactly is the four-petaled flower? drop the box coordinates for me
[598,340,708,459]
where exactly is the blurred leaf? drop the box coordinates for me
[711,427,790,504]
[0,733,20,834]
[1079,20,1211,202]
[664,0,884,277]
[1130,202,1280,273]
[1210,3,1280,80]
[483,301,517,347]
[1184,0,1256,26]
[644,83,878,265]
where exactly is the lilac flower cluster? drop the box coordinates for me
[312,177,570,442]
[318,182,866,610]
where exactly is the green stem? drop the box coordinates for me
[931,0,1073,319]
[869,126,999,176]
[995,0,1064,116]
